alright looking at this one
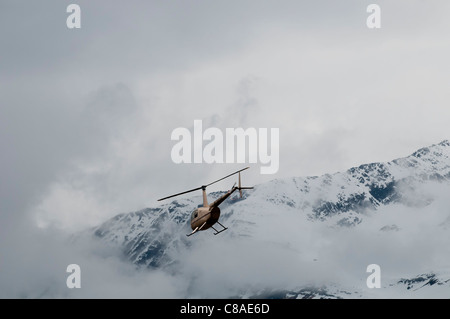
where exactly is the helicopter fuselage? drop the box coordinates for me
[190,206,220,231]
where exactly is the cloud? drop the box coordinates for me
[0,222,183,298]
[167,180,450,298]
[2,166,450,298]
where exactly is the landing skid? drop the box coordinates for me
[186,221,206,237]
[186,221,228,237]
[211,221,228,235]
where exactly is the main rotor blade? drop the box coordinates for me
[205,167,249,187]
[157,167,249,202]
[157,186,202,201]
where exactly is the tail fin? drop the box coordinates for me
[239,172,243,198]
[237,172,253,198]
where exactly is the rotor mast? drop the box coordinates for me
[201,186,208,207]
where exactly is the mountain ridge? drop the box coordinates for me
[86,140,450,298]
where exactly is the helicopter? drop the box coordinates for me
[158,167,253,237]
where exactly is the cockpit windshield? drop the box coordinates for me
[191,209,198,220]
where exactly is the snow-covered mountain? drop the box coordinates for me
[88,140,450,298]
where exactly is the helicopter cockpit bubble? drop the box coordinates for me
[191,209,199,220]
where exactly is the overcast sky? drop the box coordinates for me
[2,0,450,300]
[1,0,450,232]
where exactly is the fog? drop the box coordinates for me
[2,181,449,298]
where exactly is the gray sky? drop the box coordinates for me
[2,0,450,299]
[2,0,450,231]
